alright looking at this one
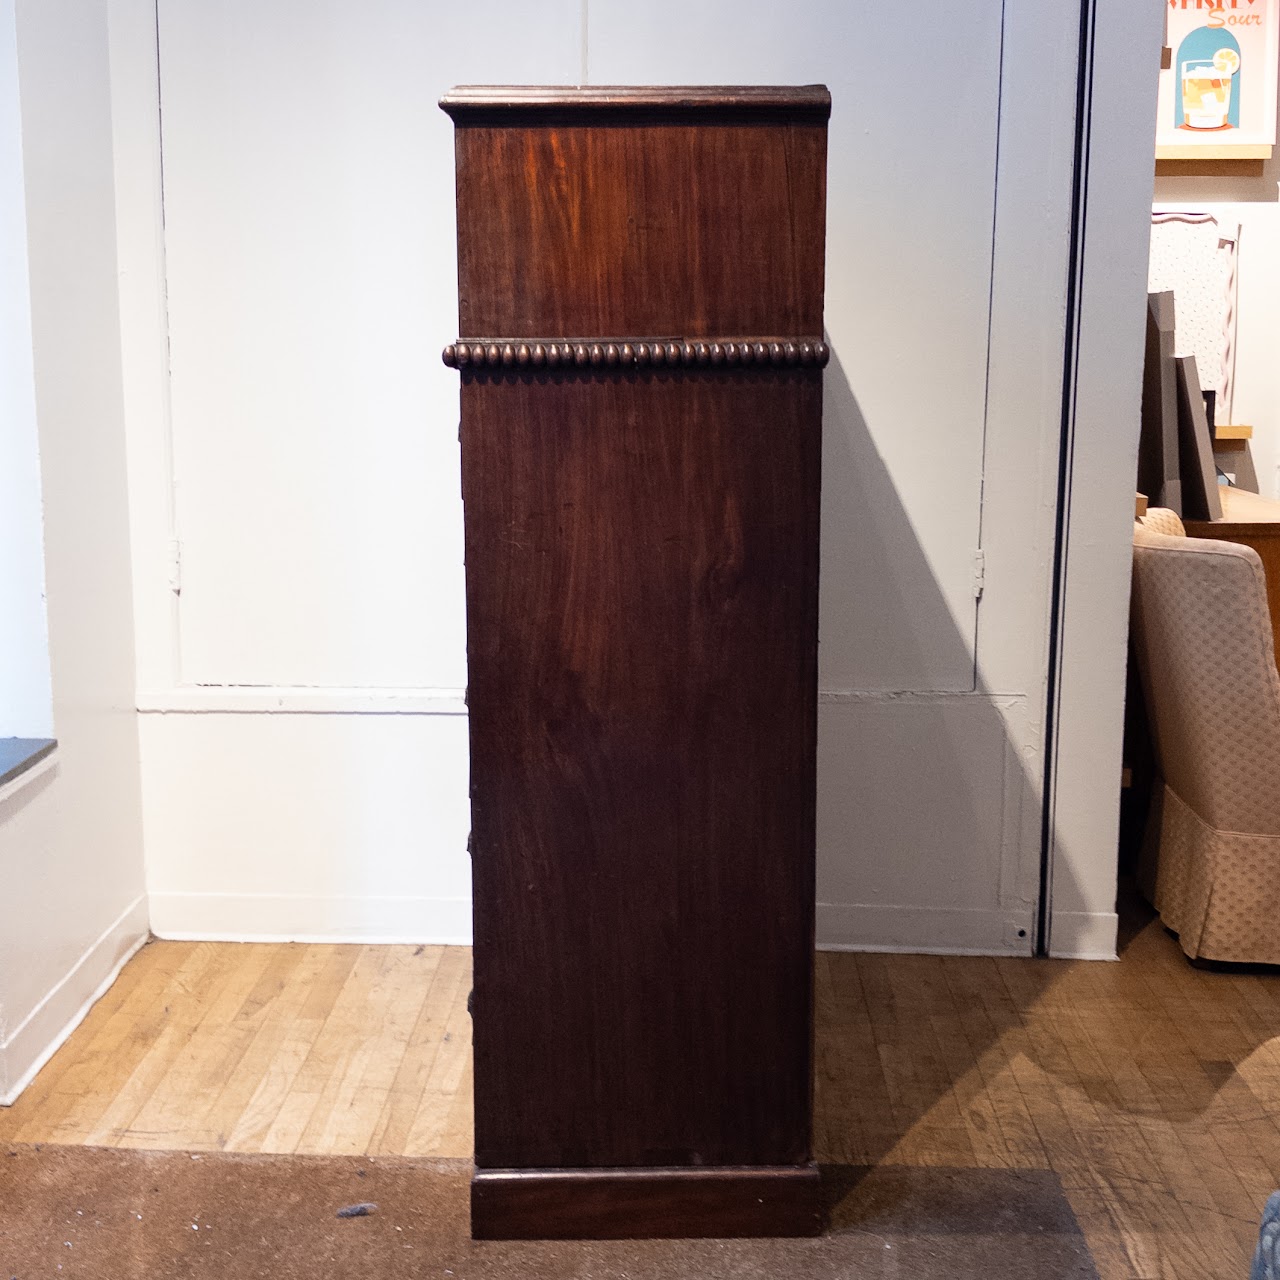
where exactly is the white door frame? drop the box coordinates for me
[1042,0,1164,957]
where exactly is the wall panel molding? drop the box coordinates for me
[137,686,468,715]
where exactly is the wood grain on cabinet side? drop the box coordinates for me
[452,122,827,340]
[462,370,821,1172]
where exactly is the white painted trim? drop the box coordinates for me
[108,0,183,692]
[0,745,57,808]
[136,686,468,715]
[148,891,473,944]
[136,686,1034,716]
[819,689,1027,708]
[1044,0,1163,960]
[1049,910,1119,961]
[817,902,1035,957]
[974,0,1079,706]
[1,894,149,1105]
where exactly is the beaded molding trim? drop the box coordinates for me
[442,338,830,371]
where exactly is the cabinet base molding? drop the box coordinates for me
[470,1163,823,1240]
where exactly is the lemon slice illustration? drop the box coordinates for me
[1214,48,1241,76]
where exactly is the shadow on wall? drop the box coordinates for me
[816,348,1061,956]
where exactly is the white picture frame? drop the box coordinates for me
[1156,0,1280,159]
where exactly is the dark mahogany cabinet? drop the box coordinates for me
[441,85,830,1241]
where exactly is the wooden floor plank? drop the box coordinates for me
[13,942,228,1147]
[857,953,978,1168]
[221,944,363,1152]
[0,940,192,1142]
[817,952,896,1164]
[298,945,442,1156]
[196,944,338,1150]
[119,943,311,1152]
[367,945,470,1156]
[939,957,1050,1170]
[401,961,475,1157]
[256,945,385,1154]
[112,944,280,1149]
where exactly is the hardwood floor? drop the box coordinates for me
[0,941,475,1159]
[3,902,1278,1278]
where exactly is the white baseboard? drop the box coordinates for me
[817,901,1036,956]
[1049,910,1118,960]
[1,893,149,1105]
[147,896,1113,957]
[148,891,473,945]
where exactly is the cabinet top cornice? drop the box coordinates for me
[439,84,831,123]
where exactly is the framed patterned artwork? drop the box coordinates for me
[1149,211,1240,424]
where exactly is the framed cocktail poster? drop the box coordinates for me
[1157,0,1280,159]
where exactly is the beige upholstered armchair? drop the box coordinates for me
[1131,507,1280,964]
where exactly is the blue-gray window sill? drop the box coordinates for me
[0,737,57,794]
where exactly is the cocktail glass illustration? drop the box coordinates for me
[1181,49,1239,130]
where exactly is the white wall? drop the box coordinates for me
[110,0,1146,956]
[113,0,579,942]
[0,0,50,739]
[0,0,148,1103]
